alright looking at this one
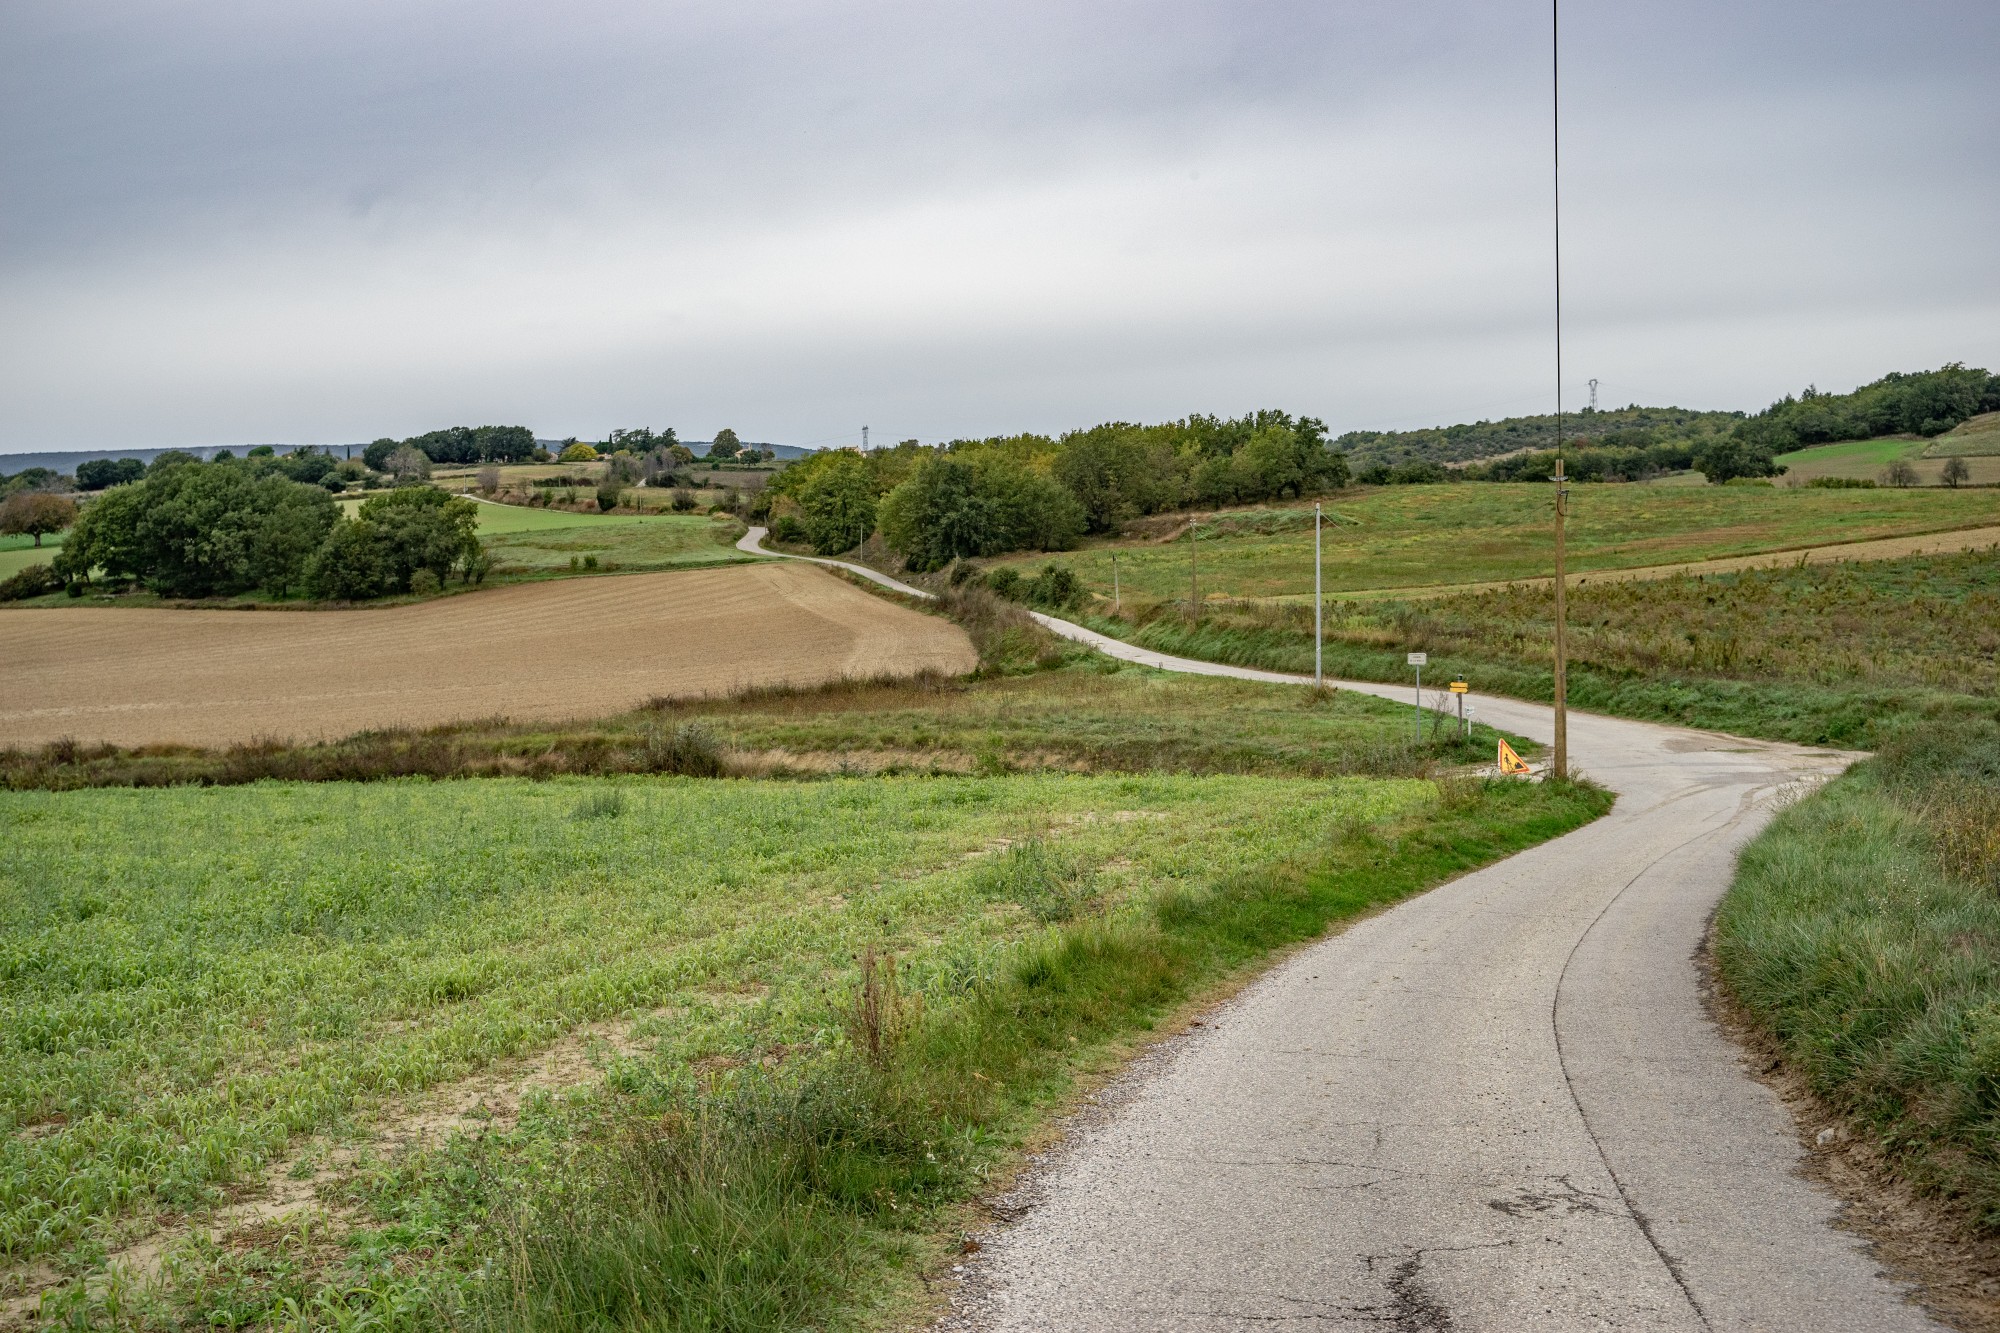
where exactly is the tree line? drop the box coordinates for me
[762,410,1349,567]
[364,425,539,469]
[53,453,483,600]
[1735,364,2000,452]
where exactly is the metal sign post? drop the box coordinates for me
[1407,651,1427,745]
[1450,678,1469,740]
[1112,555,1120,614]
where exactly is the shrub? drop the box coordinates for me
[672,487,699,513]
[409,569,442,596]
[642,722,726,777]
[1942,456,1972,488]
[1807,476,1877,489]
[769,515,805,542]
[559,442,599,463]
[984,567,1022,598]
[320,474,348,493]
[0,563,62,601]
[477,465,502,494]
[1023,565,1084,611]
[597,481,624,512]
[1881,459,1920,488]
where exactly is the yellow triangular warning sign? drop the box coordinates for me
[1498,739,1531,775]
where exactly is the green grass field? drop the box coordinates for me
[1772,435,1923,474]
[0,532,62,581]
[473,502,758,576]
[0,757,1606,1328]
[987,483,2000,600]
[1776,425,2000,486]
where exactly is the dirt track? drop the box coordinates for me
[0,564,976,748]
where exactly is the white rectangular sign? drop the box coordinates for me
[1406,652,1428,666]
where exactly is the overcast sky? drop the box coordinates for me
[3,1,1995,452]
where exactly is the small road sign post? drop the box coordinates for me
[1450,678,1469,740]
[1112,555,1120,614]
[1407,652,1427,745]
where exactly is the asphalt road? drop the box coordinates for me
[738,529,1943,1331]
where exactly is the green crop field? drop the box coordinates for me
[0,745,1603,1328]
[988,483,2000,601]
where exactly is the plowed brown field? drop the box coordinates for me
[0,564,976,748]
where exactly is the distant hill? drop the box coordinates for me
[0,444,366,476]
[1333,406,1743,470]
[2,439,816,478]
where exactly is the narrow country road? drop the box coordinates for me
[737,528,1942,1331]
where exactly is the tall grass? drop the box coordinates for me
[1717,723,2000,1226]
[1083,546,2000,745]
[463,777,1611,1331]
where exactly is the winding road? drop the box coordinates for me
[737,529,1942,1332]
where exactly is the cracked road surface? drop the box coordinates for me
[734,530,1945,1331]
[950,695,1940,1331]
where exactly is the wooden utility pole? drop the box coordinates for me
[1552,456,1569,778]
[1314,502,1323,687]
[1550,0,1569,780]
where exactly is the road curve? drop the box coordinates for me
[738,527,1941,1331]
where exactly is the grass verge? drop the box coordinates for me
[459,776,1607,1333]
[1715,723,2000,1228]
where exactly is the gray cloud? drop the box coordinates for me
[2,0,1995,450]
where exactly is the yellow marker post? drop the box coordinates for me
[1450,679,1469,740]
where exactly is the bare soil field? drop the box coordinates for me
[0,564,975,747]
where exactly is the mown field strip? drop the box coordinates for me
[0,564,974,748]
